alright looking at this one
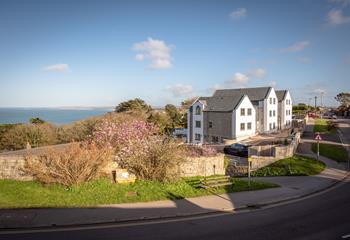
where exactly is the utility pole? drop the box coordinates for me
[314,96,317,109]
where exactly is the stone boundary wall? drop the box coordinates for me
[1,144,225,180]
[249,132,301,170]
[180,154,225,177]
[0,144,70,181]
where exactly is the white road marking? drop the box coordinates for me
[342,233,350,239]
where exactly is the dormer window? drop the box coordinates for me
[195,106,201,115]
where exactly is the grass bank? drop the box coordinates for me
[0,177,278,209]
[251,155,326,177]
[313,118,336,133]
[311,143,348,162]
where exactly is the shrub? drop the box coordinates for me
[186,145,217,158]
[0,123,58,151]
[58,117,100,143]
[24,142,113,187]
[93,119,186,182]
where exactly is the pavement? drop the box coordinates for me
[0,121,349,230]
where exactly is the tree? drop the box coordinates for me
[180,97,197,110]
[93,119,185,182]
[335,93,350,107]
[335,92,350,115]
[29,117,46,124]
[165,104,181,125]
[115,98,152,113]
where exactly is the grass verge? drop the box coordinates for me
[311,143,348,162]
[313,118,336,133]
[251,155,326,177]
[0,177,278,209]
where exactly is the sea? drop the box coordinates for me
[0,107,114,125]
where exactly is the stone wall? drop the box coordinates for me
[1,144,226,180]
[180,154,225,177]
[0,144,70,181]
[0,155,32,180]
[249,132,301,170]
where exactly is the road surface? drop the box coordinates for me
[1,179,350,240]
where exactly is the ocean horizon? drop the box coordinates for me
[0,107,114,125]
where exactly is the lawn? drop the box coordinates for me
[0,177,279,209]
[251,155,326,177]
[311,143,348,162]
[313,118,336,133]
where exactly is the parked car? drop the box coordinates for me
[332,115,337,119]
[308,112,319,118]
[223,143,251,157]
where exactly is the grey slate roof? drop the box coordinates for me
[213,87,271,102]
[275,90,287,102]
[200,94,246,112]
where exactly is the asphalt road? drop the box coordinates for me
[1,179,350,240]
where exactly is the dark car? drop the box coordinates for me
[223,143,250,157]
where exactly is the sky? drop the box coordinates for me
[0,0,350,108]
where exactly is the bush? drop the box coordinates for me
[24,142,113,187]
[186,145,217,158]
[58,117,101,143]
[0,123,58,151]
[93,119,186,182]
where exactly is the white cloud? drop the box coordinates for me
[133,37,174,69]
[328,0,350,7]
[270,80,277,87]
[229,8,247,20]
[280,41,310,53]
[297,57,311,64]
[166,84,193,97]
[327,9,350,25]
[135,54,144,61]
[43,63,70,72]
[224,72,249,88]
[247,68,267,79]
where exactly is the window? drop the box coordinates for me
[273,98,276,104]
[208,121,213,128]
[195,134,201,141]
[240,123,245,131]
[247,108,252,116]
[273,122,276,129]
[269,123,272,130]
[195,121,201,128]
[269,98,272,104]
[286,110,288,116]
[273,110,276,116]
[195,106,201,115]
[240,108,245,116]
[269,110,272,117]
[212,136,219,143]
[247,122,252,130]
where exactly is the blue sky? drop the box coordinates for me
[1,0,349,107]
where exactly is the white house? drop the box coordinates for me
[276,90,293,130]
[187,86,292,144]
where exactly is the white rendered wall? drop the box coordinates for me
[192,101,204,144]
[264,88,278,132]
[233,96,256,139]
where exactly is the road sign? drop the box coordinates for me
[315,134,322,141]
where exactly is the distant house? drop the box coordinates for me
[187,87,292,144]
[276,90,293,130]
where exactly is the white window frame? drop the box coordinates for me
[240,123,245,131]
